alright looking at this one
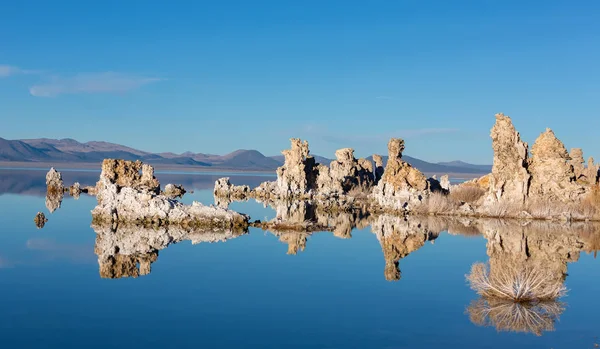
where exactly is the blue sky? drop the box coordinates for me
[1,0,599,163]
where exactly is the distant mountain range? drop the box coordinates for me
[0,137,491,174]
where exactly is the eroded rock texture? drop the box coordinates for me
[487,113,530,204]
[93,223,247,278]
[570,148,586,180]
[45,192,63,213]
[529,129,587,202]
[91,159,249,229]
[276,138,318,197]
[69,182,82,199]
[585,157,600,185]
[46,167,64,194]
[163,183,186,198]
[213,178,250,199]
[372,138,431,210]
[316,148,374,196]
[373,154,385,183]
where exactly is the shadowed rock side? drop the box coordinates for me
[93,223,248,278]
[464,219,595,335]
[91,159,249,229]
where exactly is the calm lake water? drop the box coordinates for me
[0,168,599,349]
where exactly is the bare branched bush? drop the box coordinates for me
[467,262,566,302]
[449,184,486,203]
[467,297,564,336]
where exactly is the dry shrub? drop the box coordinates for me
[466,262,566,302]
[449,184,486,203]
[467,297,564,336]
[413,192,460,215]
[482,200,523,218]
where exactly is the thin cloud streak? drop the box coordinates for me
[0,64,38,77]
[29,72,162,97]
[320,128,460,146]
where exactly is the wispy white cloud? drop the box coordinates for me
[318,127,460,146]
[29,72,162,97]
[375,95,395,100]
[0,64,38,77]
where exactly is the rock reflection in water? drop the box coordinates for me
[92,223,248,279]
[45,192,63,213]
[464,219,599,335]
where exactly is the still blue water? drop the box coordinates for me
[0,169,598,348]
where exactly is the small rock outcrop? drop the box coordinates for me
[33,212,47,229]
[91,159,249,229]
[440,175,450,191]
[372,138,431,210]
[69,182,82,199]
[163,184,186,198]
[213,178,250,199]
[487,113,530,204]
[316,148,374,196]
[46,168,64,194]
[529,129,587,202]
[585,157,600,185]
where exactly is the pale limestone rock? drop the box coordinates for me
[276,138,318,197]
[440,175,450,191]
[213,177,250,198]
[372,138,430,210]
[569,148,585,180]
[46,167,64,194]
[373,154,385,183]
[69,182,82,199]
[585,157,599,185]
[316,148,374,196]
[91,159,249,228]
[529,129,587,202]
[487,113,530,204]
[163,183,186,198]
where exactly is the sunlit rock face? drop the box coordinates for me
[486,113,531,204]
[46,167,64,194]
[92,159,249,229]
[93,223,248,278]
[585,157,600,185]
[529,129,587,202]
[570,148,586,181]
[213,177,250,199]
[163,183,186,198]
[316,148,375,197]
[371,215,439,281]
[372,138,431,211]
[69,182,82,199]
[276,138,318,197]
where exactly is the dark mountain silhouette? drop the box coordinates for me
[0,137,491,174]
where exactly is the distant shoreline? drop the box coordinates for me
[0,161,483,180]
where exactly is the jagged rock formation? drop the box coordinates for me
[372,138,432,210]
[486,113,530,204]
[585,157,600,185]
[371,215,439,281]
[570,148,586,180]
[46,167,64,194]
[214,178,250,199]
[93,222,248,278]
[91,159,249,229]
[316,148,374,197]
[69,182,82,199]
[440,175,450,191]
[163,183,186,198]
[529,129,587,202]
[373,154,384,183]
[276,138,318,197]
[33,212,47,229]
